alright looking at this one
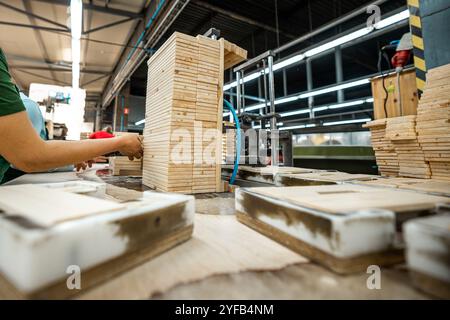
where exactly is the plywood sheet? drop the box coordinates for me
[0,185,125,227]
[78,214,306,299]
[249,185,449,214]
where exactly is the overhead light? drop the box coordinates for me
[273,54,305,71]
[135,119,145,126]
[275,96,300,105]
[313,106,328,112]
[328,99,365,109]
[304,28,372,57]
[299,78,370,99]
[323,118,371,126]
[366,97,374,103]
[280,109,310,117]
[70,0,82,89]
[222,10,409,91]
[375,9,410,30]
[279,123,316,131]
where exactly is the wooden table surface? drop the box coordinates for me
[94,171,430,300]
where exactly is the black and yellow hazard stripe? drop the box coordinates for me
[408,0,426,94]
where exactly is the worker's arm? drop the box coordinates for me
[0,111,143,173]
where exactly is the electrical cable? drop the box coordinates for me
[223,99,241,185]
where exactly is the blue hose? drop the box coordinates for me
[223,99,240,185]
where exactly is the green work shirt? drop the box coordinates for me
[0,48,26,183]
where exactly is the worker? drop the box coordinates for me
[89,126,115,139]
[0,48,143,184]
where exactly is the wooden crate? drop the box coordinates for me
[143,32,246,193]
[370,69,419,119]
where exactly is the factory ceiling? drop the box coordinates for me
[0,0,407,104]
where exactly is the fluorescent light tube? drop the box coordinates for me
[328,100,365,109]
[299,78,370,99]
[70,0,82,89]
[375,9,410,29]
[323,118,371,126]
[135,119,145,126]
[280,109,310,117]
[305,28,372,57]
[273,54,305,71]
[279,123,316,131]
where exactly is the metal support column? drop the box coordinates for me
[236,71,242,115]
[306,58,314,118]
[268,55,278,166]
[335,46,344,102]
[282,69,288,96]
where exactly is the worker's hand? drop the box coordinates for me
[75,160,94,172]
[117,135,143,160]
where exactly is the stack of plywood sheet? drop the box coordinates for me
[109,156,142,176]
[416,64,450,181]
[143,32,246,193]
[386,115,431,179]
[356,177,450,197]
[275,171,378,186]
[236,184,449,274]
[363,119,399,176]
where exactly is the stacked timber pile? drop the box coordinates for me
[143,32,246,193]
[109,156,142,176]
[363,119,399,176]
[222,128,236,164]
[416,64,450,181]
[385,116,431,179]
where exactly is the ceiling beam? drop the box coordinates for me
[8,65,111,75]
[32,0,144,19]
[0,21,69,33]
[0,0,70,30]
[22,0,59,85]
[83,16,134,35]
[191,0,297,39]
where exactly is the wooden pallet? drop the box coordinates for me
[143,32,246,194]
[416,64,450,181]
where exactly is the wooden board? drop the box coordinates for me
[0,185,125,227]
[75,214,306,299]
[248,185,449,214]
[142,32,246,194]
[275,171,378,186]
[357,177,450,197]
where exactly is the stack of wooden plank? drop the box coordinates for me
[385,115,431,178]
[363,119,399,176]
[416,64,450,181]
[275,171,378,186]
[222,129,235,165]
[109,156,142,176]
[143,32,246,193]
